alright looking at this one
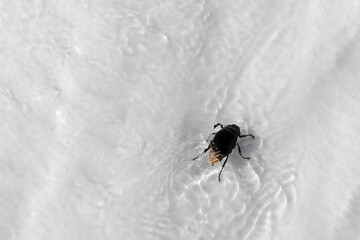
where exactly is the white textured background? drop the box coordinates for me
[1,1,360,239]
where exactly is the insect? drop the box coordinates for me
[193,123,255,182]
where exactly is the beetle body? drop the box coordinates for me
[193,123,255,182]
[211,124,240,156]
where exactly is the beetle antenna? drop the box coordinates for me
[218,156,229,182]
[213,123,223,129]
[193,145,211,161]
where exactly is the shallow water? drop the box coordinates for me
[1,0,360,239]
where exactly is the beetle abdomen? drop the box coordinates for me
[226,124,240,136]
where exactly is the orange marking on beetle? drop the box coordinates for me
[208,148,224,166]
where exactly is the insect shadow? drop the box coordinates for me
[193,123,256,182]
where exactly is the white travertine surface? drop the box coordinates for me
[1,1,360,239]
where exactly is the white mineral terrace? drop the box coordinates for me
[1,1,360,240]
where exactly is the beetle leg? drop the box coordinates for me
[218,156,229,182]
[213,123,223,129]
[239,134,255,139]
[193,144,211,161]
[237,143,250,159]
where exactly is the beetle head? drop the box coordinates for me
[210,141,218,151]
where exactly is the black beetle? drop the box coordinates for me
[193,123,255,182]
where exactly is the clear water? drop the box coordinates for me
[1,1,360,239]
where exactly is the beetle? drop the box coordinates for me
[193,123,255,182]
